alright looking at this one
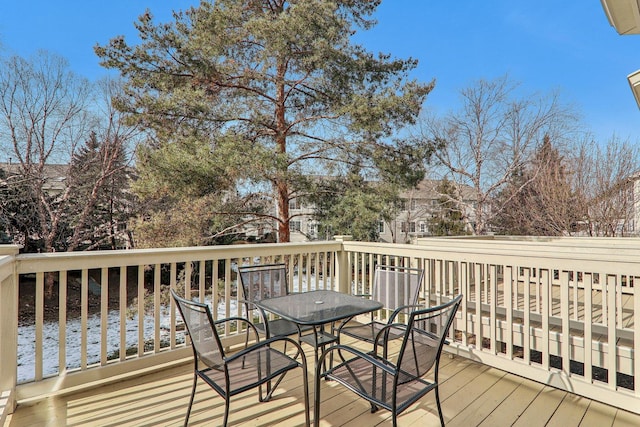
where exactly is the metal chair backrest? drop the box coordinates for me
[171,289,225,370]
[395,295,462,382]
[372,265,424,312]
[238,263,289,303]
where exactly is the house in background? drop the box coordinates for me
[286,178,477,243]
[378,179,476,243]
[0,162,69,195]
[587,171,640,237]
[287,195,321,242]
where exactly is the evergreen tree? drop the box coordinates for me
[492,135,581,236]
[66,131,133,250]
[491,164,528,235]
[307,171,401,241]
[427,179,468,236]
[96,0,433,244]
[0,166,46,251]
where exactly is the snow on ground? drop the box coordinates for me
[18,277,326,383]
[17,300,238,383]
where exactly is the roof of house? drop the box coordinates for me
[0,163,69,192]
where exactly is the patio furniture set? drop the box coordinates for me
[172,263,462,426]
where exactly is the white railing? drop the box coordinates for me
[0,237,639,421]
[342,237,640,414]
[8,242,341,408]
[0,247,18,427]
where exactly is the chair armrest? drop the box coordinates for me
[214,316,260,341]
[214,316,255,326]
[317,344,396,376]
[332,315,356,334]
[237,299,271,321]
[226,335,307,365]
[372,322,408,355]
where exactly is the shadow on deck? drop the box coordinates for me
[7,337,640,427]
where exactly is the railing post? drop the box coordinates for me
[333,236,351,294]
[0,246,20,421]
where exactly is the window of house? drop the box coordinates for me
[410,222,416,233]
[378,221,385,233]
[410,199,417,210]
[420,222,426,233]
[401,222,407,232]
[289,221,301,232]
[400,199,407,211]
[289,198,299,210]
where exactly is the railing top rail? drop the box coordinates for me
[435,235,640,244]
[14,241,342,274]
[0,255,14,282]
[342,240,640,271]
[418,236,640,250]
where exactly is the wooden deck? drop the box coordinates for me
[7,335,640,427]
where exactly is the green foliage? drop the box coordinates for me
[66,131,134,250]
[133,135,243,200]
[427,179,468,236]
[96,0,433,243]
[306,171,401,241]
[132,194,241,247]
[0,169,42,250]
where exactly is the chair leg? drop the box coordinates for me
[264,340,289,400]
[301,364,311,426]
[262,372,287,401]
[185,372,198,427]
[435,385,445,426]
[313,363,322,427]
[223,396,231,427]
[262,339,302,402]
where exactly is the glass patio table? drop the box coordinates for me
[253,289,383,365]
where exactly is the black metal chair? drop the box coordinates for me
[171,289,310,427]
[238,263,305,339]
[335,265,424,346]
[315,294,462,427]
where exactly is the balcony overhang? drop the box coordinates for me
[601,0,640,34]
[628,69,640,108]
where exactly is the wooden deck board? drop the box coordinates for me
[511,385,566,426]
[477,376,547,426]
[545,394,591,427]
[581,400,618,427]
[7,338,640,427]
[447,368,524,427]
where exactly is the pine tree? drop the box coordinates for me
[428,179,468,236]
[95,0,433,244]
[492,135,581,236]
[307,171,402,241]
[0,166,44,250]
[66,131,133,250]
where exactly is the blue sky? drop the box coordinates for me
[1,0,640,143]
